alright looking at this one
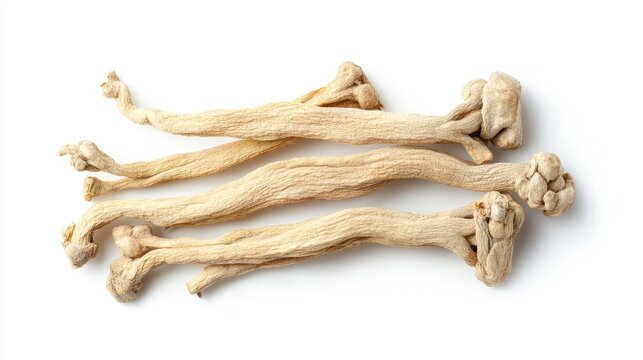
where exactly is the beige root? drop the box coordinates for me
[62,147,574,268]
[107,192,524,302]
[59,62,382,200]
[98,68,522,164]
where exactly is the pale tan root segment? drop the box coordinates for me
[62,147,573,268]
[107,192,524,302]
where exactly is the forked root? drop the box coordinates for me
[60,62,382,199]
[106,192,524,302]
[100,69,521,162]
[62,147,574,268]
[62,68,522,195]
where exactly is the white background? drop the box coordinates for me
[1,1,641,359]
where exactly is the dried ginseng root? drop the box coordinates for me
[62,147,574,268]
[59,62,383,200]
[107,191,524,302]
[99,67,523,164]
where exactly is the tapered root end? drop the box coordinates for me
[186,264,257,296]
[473,192,525,286]
[101,71,121,98]
[61,223,97,268]
[107,257,143,303]
[112,225,152,258]
[186,279,203,296]
[186,268,216,296]
[516,153,575,216]
[480,72,522,150]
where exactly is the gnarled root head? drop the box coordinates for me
[59,141,115,173]
[300,62,383,110]
[516,153,575,216]
[101,71,121,99]
[480,72,522,149]
[61,223,97,268]
[113,225,152,258]
[107,257,143,302]
[473,192,525,286]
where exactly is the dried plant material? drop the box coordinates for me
[62,147,574,268]
[73,139,294,201]
[100,68,523,164]
[107,191,524,302]
[59,62,382,200]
